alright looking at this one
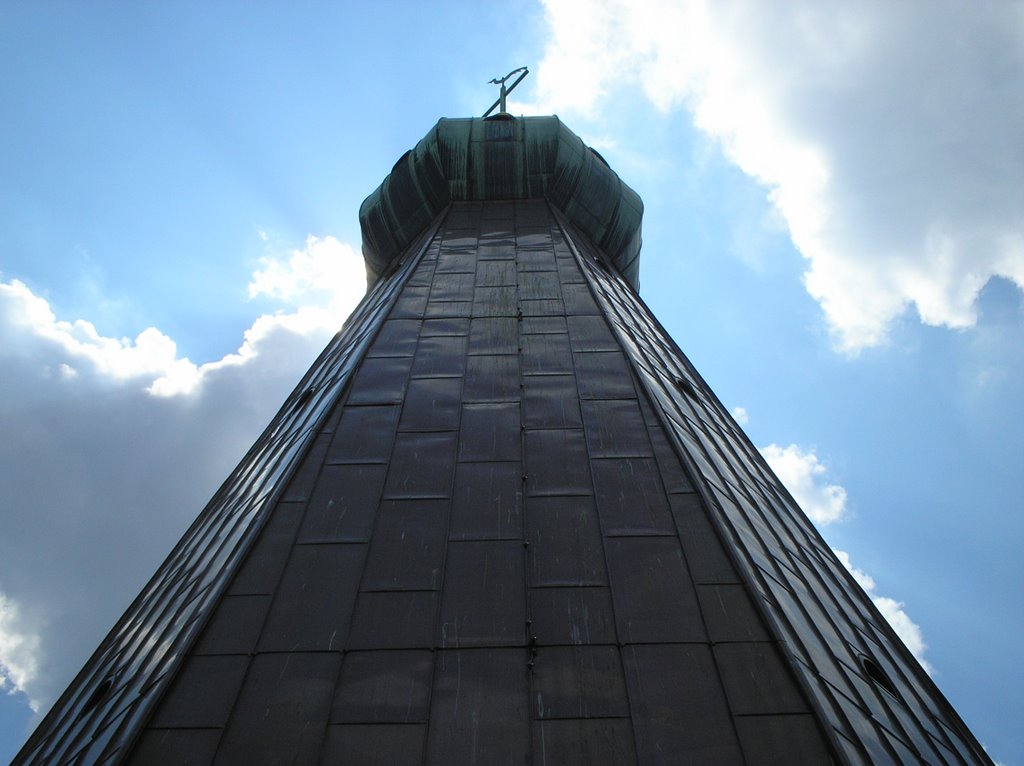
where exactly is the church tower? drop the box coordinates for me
[14,114,992,765]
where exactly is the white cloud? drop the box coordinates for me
[0,235,364,714]
[833,550,932,673]
[530,0,1024,352]
[730,405,749,425]
[0,594,40,711]
[760,442,847,525]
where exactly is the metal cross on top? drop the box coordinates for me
[483,66,529,117]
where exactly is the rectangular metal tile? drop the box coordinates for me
[477,242,516,260]
[472,286,517,317]
[327,406,400,463]
[346,356,413,405]
[734,715,834,766]
[532,719,637,766]
[520,316,566,335]
[398,377,462,432]
[573,351,637,399]
[605,537,706,643]
[129,729,221,766]
[299,464,387,542]
[668,493,743,584]
[468,317,519,355]
[519,271,562,300]
[522,374,583,429]
[529,587,618,646]
[561,283,600,315]
[450,462,523,540]
[713,642,811,715]
[476,261,517,286]
[361,499,448,591]
[439,541,525,647]
[257,544,365,652]
[423,300,472,318]
[527,496,607,586]
[458,402,521,462]
[696,584,770,643]
[280,433,330,501]
[228,502,304,595]
[426,649,530,765]
[365,320,421,358]
[649,425,695,493]
[435,252,476,273]
[591,458,675,535]
[567,315,620,352]
[214,653,340,764]
[533,646,629,719]
[524,429,592,496]
[429,272,476,302]
[519,298,565,317]
[149,655,249,728]
[383,432,457,498]
[623,644,744,765]
[463,354,520,402]
[330,650,434,723]
[346,591,439,650]
[320,725,427,766]
[521,333,574,374]
[193,595,271,655]
[516,249,557,271]
[421,317,470,337]
[581,399,652,457]
[410,336,467,378]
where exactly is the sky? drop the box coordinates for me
[0,1,1021,763]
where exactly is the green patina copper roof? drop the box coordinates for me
[359,115,643,289]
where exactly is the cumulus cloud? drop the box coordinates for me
[760,442,847,525]
[730,405,749,425]
[0,235,364,713]
[834,550,931,673]
[529,0,1024,351]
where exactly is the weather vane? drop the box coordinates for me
[483,66,529,117]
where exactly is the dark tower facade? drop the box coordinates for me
[15,116,991,765]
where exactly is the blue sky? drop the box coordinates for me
[1,1,1021,763]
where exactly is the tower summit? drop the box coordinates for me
[15,115,991,765]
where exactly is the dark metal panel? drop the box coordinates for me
[458,402,521,462]
[299,464,387,542]
[365,320,422,358]
[410,336,468,378]
[425,649,530,765]
[347,591,439,650]
[527,495,607,586]
[468,317,519,355]
[398,377,463,432]
[605,537,706,643]
[327,406,400,463]
[148,655,249,728]
[361,499,448,591]
[434,251,476,273]
[428,271,475,302]
[532,645,629,719]
[475,260,517,286]
[346,356,413,405]
[477,241,516,260]
[421,316,469,337]
[450,462,523,540]
[573,351,637,399]
[623,644,745,766]
[529,587,618,646]
[320,724,427,766]
[256,544,365,652]
[521,332,574,374]
[279,433,330,501]
[519,298,565,317]
[532,719,637,766]
[439,541,525,647]
[591,458,675,535]
[330,650,434,723]
[696,584,770,643]
[227,501,304,595]
[126,729,222,766]
[519,271,562,300]
[734,714,835,766]
[213,652,340,765]
[516,249,557,272]
[669,493,743,585]
[567,315,619,352]
[523,374,583,429]
[383,432,457,499]
[649,425,695,493]
[581,400,652,458]
[714,642,810,715]
[524,429,592,496]
[561,283,601,315]
[423,300,472,318]
[464,354,520,402]
[390,287,429,319]
[521,316,567,335]
[192,595,270,655]
[472,286,517,317]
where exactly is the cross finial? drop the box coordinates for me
[483,66,529,117]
